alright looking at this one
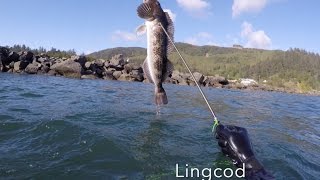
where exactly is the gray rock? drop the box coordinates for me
[19,61,30,70]
[25,63,39,74]
[165,77,179,84]
[103,74,116,81]
[110,54,125,66]
[14,61,21,72]
[177,78,189,86]
[130,70,144,82]
[0,47,10,65]
[51,59,83,78]
[83,70,93,75]
[94,59,105,67]
[115,65,124,71]
[8,51,20,63]
[7,68,13,73]
[124,63,142,73]
[85,62,93,70]
[37,57,49,63]
[39,65,50,74]
[171,70,184,80]
[71,55,87,67]
[95,67,104,76]
[192,72,205,85]
[47,70,57,76]
[9,62,15,69]
[113,71,122,79]
[19,51,34,63]
[118,74,135,81]
[204,76,229,87]
[104,61,110,68]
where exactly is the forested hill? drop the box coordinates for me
[89,43,320,92]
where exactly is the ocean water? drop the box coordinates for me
[0,73,319,180]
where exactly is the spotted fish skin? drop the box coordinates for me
[137,0,174,105]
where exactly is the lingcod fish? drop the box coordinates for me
[136,0,174,105]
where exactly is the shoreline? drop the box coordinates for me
[1,48,319,96]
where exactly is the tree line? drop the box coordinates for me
[6,44,77,58]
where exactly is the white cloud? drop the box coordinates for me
[232,0,268,17]
[112,30,139,42]
[185,37,199,45]
[176,0,211,17]
[164,9,177,22]
[198,32,213,39]
[184,32,217,46]
[241,22,272,49]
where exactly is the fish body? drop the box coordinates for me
[137,0,174,105]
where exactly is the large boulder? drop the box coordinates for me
[0,47,10,65]
[124,63,142,74]
[204,76,229,87]
[13,61,21,72]
[192,72,205,85]
[37,57,50,63]
[51,59,83,78]
[47,70,57,76]
[38,65,50,74]
[130,70,144,82]
[19,61,30,70]
[25,63,39,74]
[103,71,116,80]
[94,59,105,67]
[113,71,122,79]
[110,54,125,67]
[84,61,93,70]
[18,51,34,70]
[165,77,179,84]
[8,51,20,63]
[118,74,135,81]
[177,78,189,86]
[71,55,87,67]
[19,51,34,63]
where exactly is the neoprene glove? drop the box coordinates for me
[215,124,275,180]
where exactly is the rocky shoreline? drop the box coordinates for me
[1,47,319,96]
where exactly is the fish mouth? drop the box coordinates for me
[137,3,156,21]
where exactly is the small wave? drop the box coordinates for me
[8,108,32,113]
[19,92,45,98]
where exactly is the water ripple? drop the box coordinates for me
[0,73,319,179]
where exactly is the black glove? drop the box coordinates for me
[215,124,274,180]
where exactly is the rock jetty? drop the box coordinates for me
[0,47,229,87]
[2,46,312,94]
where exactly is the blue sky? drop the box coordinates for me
[0,0,319,54]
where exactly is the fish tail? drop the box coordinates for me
[155,86,168,105]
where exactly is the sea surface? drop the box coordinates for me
[0,73,319,180]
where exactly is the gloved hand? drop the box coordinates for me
[215,124,263,172]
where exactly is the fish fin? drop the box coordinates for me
[155,87,168,105]
[136,24,147,36]
[165,12,175,54]
[162,60,174,82]
[143,58,154,83]
[137,3,154,19]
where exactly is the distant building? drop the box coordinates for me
[233,44,244,49]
